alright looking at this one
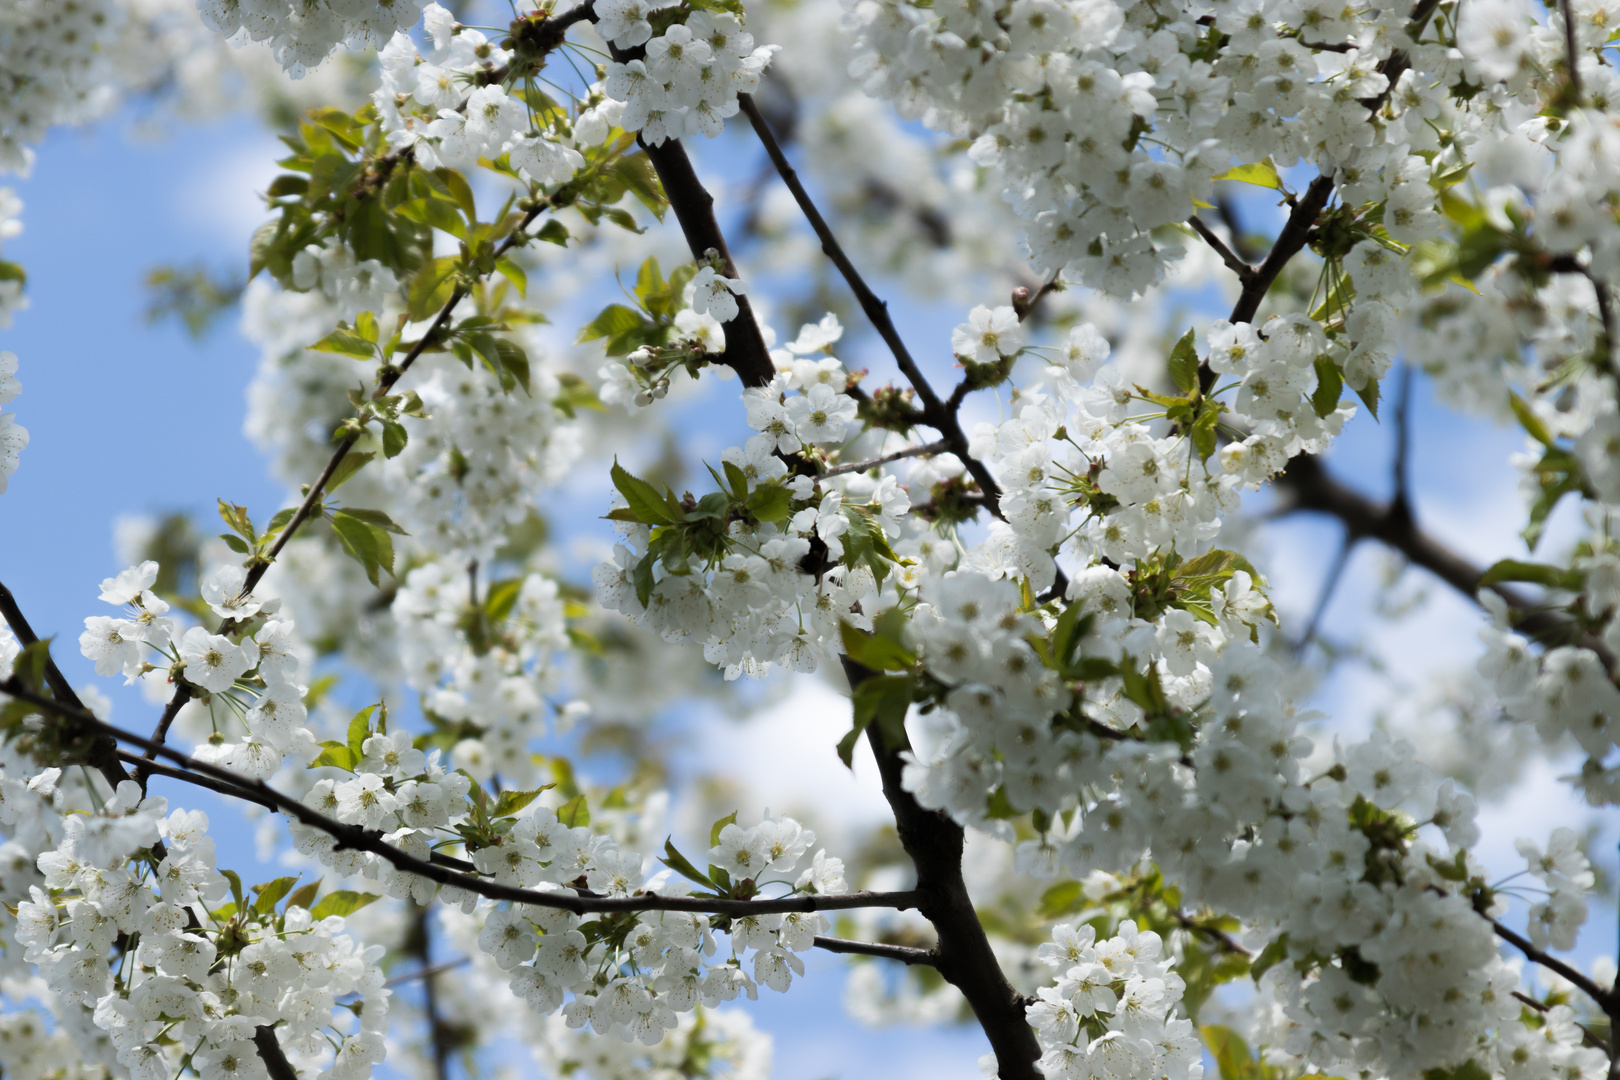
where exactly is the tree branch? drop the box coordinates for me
[842,657,1040,1080]
[1272,454,1618,669]
[5,678,923,919]
[821,440,950,479]
[1493,917,1616,1015]
[738,92,1003,515]
[813,935,936,966]
[1187,217,1254,284]
[253,1026,300,1080]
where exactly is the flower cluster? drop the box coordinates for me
[392,560,575,785]
[473,813,845,1042]
[198,0,426,77]
[78,561,316,780]
[0,349,24,494]
[599,7,777,144]
[1026,920,1201,1080]
[19,780,388,1080]
[372,6,585,183]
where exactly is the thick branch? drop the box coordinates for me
[7,680,920,918]
[843,658,1040,1080]
[739,93,1003,515]
[813,935,936,966]
[253,1027,300,1080]
[635,135,775,388]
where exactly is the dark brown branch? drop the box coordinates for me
[134,685,193,789]
[738,93,1003,515]
[821,440,950,478]
[0,581,151,804]
[253,1026,300,1080]
[1273,454,1618,669]
[843,657,1040,1080]
[813,935,936,966]
[1188,217,1255,284]
[634,135,775,388]
[5,679,925,919]
[1493,918,1616,1015]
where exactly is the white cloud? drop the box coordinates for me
[174,134,284,251]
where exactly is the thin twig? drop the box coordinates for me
[1187,217,1255,283]
[1174,912,1252,958]
[1014,274,1062,324]
[1390,363,1414,520]
[385,956,472,989]
[1295,531,1353,655]
[1512,990,1613,1054]
[1493,917,1615,1014]
[812,935,936,966]
[738,92,1004,516]
[820,440,950,478]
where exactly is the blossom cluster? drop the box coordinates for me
[17,777,389,1080]
[392,560,575,785]
[1025,920,1201,1080]
[598,5,777,144]
[198,0,426,77]
[0,349,24,494]
[372,5,586,184]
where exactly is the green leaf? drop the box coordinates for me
[1037,880,1087,919]
[252,876,301,915]
[330,512,393,587]
[326,450,375,494]
[1191,404,1220,463]
[434,167,479,222]
[1311,355,1343,419]
[394,197,468,240]
[1477,558,1582,590]
[577,304,650,345]
[339,507,407,535]
[1167,328,1199,394]
[745,483,792,524]
[309,890,380,920]
[1355,375,1380,420]
[285,881,321,912]
[310,328,376,360]
[709,811,738,848]
[1200,1025,1261,1080]
[308,741,356,771]
[633,552,657,609]
[840,505,900,582]
[1509,390,1556,448]
[493,785,551,817]
[380,418,409,459]
[557,794,590,828]
[347,704,378,762]
[722,461,749,499]
[221,869,246,911]
[407,256,460,322]
[842,674,912,765]
[611,460,680,525]
[839,610,916,673]
[495,256,527,297]
[660,838,718,891]
[613,153,666,220]
[220,534,251,555]
[536,219,570,246]
[1210,159,1282,190]
[1249,933,1288,983]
